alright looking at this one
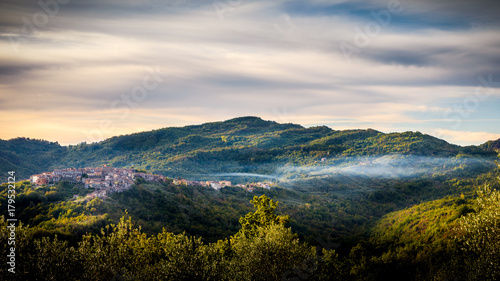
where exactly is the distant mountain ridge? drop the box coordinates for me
[1,116,498,180]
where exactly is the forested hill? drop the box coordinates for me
[1,116,498,180]
[1,117,500,281]
[0,138,66,179]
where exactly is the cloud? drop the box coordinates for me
[278,154,496,180]
[432,129,500,145]
[0,0,499,146]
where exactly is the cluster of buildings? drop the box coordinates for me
[172,179,272,192]
[29,166,275,198]
[172,179,232,190]
[245,182,273,192]
[30,166,165,198]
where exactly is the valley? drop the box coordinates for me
[1,117,499,280]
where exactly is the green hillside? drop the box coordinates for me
[0,138,66,180]
[1,116,497,180]
[1,117,500,280]
[1,170,499,280]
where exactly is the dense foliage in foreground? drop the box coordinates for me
[0,158,499,280]
[1,180,500,281]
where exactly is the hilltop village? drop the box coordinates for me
[29,166,273,199]
[30,166,165,199]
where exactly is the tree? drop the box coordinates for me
[230,224,317,281]
[234,194,289,239]
[221,194,317,280]
[457,155,500,280]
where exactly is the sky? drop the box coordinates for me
[1,0,499,146]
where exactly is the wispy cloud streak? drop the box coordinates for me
[0,0,499,145]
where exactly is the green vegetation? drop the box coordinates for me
[363,197,470,280]
[3,163,497,247]
[0,195,329,281]
[1,117,500,280]
[2,178,500,280]
[456,160,500,280]
[234,194,290,239]
[0,138,65,180]
[1,117,497,180]
[0,165,498,280]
